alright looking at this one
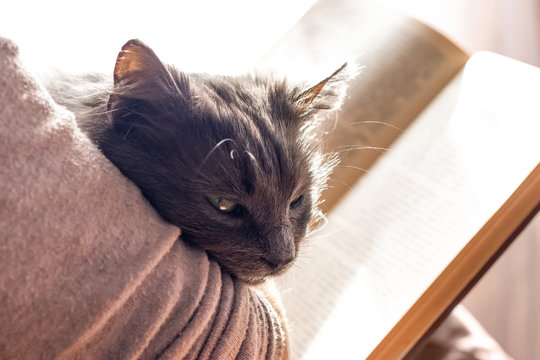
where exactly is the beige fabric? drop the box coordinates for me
[0,37,288,360]
[407,306,514,360]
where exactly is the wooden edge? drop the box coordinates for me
[404,201,539,360]
[367,164,540,360]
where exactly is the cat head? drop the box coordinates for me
[101,39,351,283]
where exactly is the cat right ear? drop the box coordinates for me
[295,62,356,115]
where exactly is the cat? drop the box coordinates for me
[47,39,350,284]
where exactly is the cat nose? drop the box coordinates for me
[261,224,296,269]
[261,252,295,269]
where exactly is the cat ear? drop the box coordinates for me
[296,63,353,113]
[110,39,180,103]
[107,39,189,137]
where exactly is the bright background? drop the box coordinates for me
[1,0,316,74]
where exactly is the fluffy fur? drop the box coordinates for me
[47,39,349,283]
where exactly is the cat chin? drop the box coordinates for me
[231,260,294,285]
[236,272,278,285]
[238,275,267,285]
[202,246,296,284]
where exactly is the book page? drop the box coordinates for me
[258,0,468,212]
[276,53,540,360]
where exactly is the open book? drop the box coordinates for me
[258,0,540,359]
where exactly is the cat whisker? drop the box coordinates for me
[306,211,329,237]
[244,150,257,162]
[87,105,126,117]
[243,150,262,173]
[68,91,108,100]
[345,121,403,132]
[329,109,340,133]
[332,144,389,150]
[334,165,370,174]
[198,138,238,171]
[332,145,390,155]
[327,178,354,192]
[306,229,341,244]
[122,122,136,140]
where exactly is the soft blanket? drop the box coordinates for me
[0,37,288,360]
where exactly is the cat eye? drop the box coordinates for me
[207,195,239,214]
[290,195,304,209]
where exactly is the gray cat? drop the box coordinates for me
[48,39,349,284]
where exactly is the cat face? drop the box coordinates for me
[100,40,348,283]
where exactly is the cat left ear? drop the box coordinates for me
[107,40,189,137]
[296,63,352,113]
